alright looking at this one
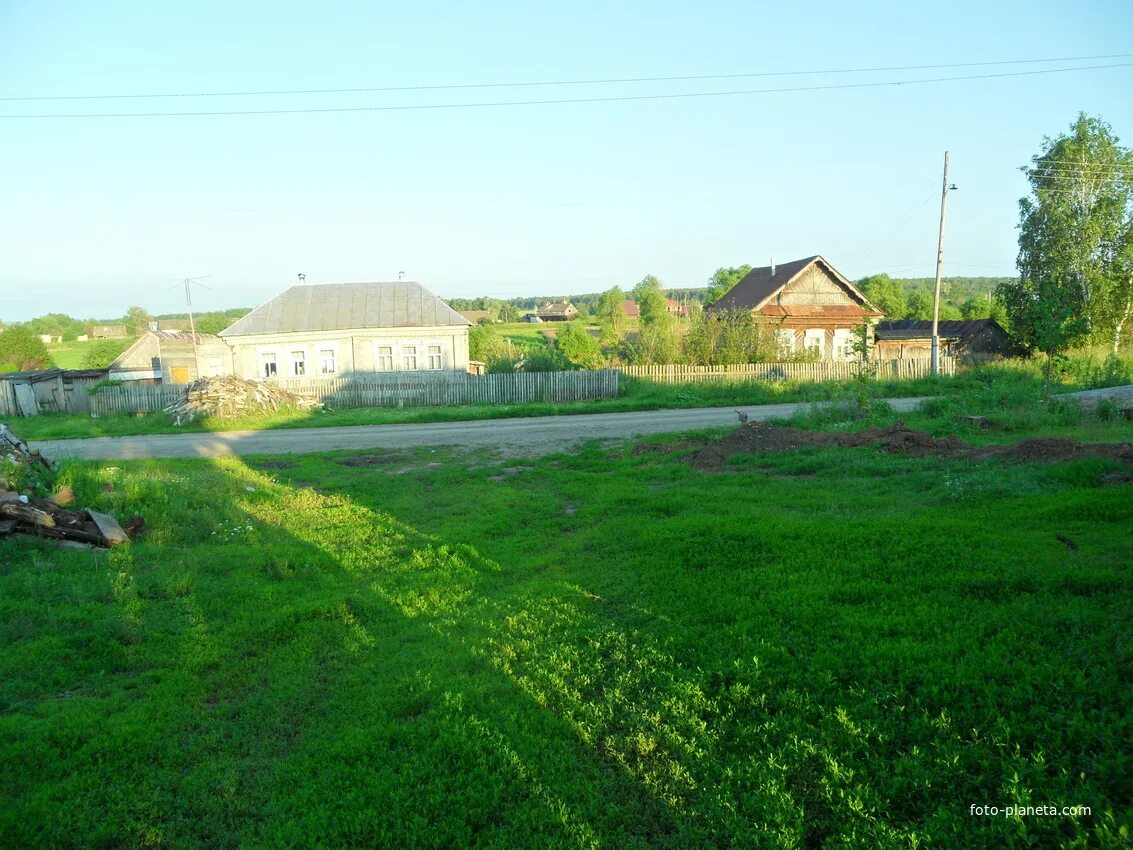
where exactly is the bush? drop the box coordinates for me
[0,327,52,372]
[82,340,129,368]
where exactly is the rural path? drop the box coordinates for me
[30,398,931,461]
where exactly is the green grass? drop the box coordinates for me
[1,412,1130,847]
[46,339,131,369]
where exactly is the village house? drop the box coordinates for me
[109,330,232,384]
[536,302,578,322]
[874,318,1010,361]
[37,334,62,345]
[218,281,472,379]
[622,300,641,319]
[708,255,883,360]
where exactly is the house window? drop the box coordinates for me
[291,351,306,376]
[427,344,443,370]
[261,352,277,378]
[833,329,855,361]
[804,329,825,358]
[402,345,418,370]
[377,345,393,371]
[775,329,795,357]
[320,349,336,374]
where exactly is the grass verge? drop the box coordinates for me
[0,417,1130,847]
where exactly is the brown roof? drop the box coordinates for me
[622,300,640,318]
[538,302,575,313]
[760,305,882,318]
[709,255,879,316]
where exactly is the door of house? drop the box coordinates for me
[170,366,190,384]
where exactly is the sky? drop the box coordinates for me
[1,0,1132,321]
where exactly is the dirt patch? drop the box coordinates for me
[337,454,399,467]
[689,421,1133,472]
[631,439,708,457]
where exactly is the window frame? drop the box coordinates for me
[260,351,278,378]
[376,344,394,371]
[319,348,337,375]
[803,328,825,358]
[401,344,418,371]
[290,350,306,376]
[427,344,443,370]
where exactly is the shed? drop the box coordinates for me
[0,368,109,417]
[91,325,128,339]
[109,330,232,384]
[874,319,1010,361]
[536,302,578,322]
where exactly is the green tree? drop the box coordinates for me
[555,320,603,369]
[858,273,907,319]
[81,339,128,368]
[705,265,752,305]
[905,290,932,320]
[123,306,153,336]
[0,326,53,372]
[595,287,628,344]
[1003,113,1133,353]
[630,275,679,364]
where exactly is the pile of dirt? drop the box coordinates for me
[689,420,1133,472]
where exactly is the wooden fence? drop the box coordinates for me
[0,370,109,417]
[87,369,621,417]
[618,357,954,384]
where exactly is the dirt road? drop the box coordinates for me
[30,398,930,461]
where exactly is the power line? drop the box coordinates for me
[2,62,1130,119]
[3,53,1129,102]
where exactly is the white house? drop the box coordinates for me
[218,281,472,379]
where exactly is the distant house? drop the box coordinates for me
[874,319,1010,361]
[91,325,128,340]
[536,302,578,322]
[38,334,62,345]
[708,255,883,360]
[665,298,690,318]
[76,334,89,342]
[622,300,640,319]
[459,310,493,324]
[218,280,472,378]
[521,313,543,323]
[109,330,232,384]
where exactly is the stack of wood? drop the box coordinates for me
[163,376,323,423]
[1,424,143,550]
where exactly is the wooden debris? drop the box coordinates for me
[86,510,130,546]
[0,423,144,549]
[0,502,56,528]
[163,375,322,424]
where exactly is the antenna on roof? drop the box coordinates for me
[298,273,306,283]
[398,271,406,280]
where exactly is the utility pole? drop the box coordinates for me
[931,151,957,376]
[183,278,200,380]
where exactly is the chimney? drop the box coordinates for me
[770,257,776,277]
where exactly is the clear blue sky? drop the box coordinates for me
[2,0,1131,321]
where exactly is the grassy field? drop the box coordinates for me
[1,390,1130,847]
[46,339,132,369]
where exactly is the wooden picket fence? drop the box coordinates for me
[88,369,620,416]
[618,357,954,384]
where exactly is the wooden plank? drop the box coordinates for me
[0,503,55,527]
[86,510,131,545]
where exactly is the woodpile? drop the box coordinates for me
[163,376,323,423]
[1,424,142,550]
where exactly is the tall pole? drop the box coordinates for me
[931,150,951,376]
[185,278,200,381]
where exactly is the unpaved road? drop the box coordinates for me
[30,398,931,461]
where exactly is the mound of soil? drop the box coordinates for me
[689,421,1133,472]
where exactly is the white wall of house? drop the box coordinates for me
[226,326,471,380]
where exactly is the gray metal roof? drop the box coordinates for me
[875,319,1006,339]
[219,281,471,337]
